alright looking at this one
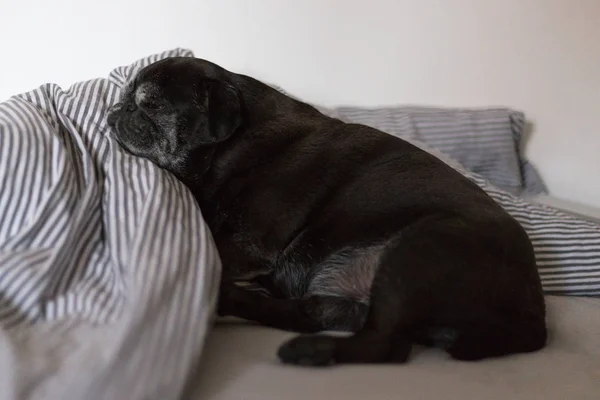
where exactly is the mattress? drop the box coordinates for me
[188,198,600,400]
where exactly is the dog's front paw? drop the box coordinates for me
[277,335,337,366]
[217,282,247,317]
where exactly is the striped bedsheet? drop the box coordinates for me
[0,48,598,400]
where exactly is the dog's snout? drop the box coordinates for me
[107,102,124,129]
[126,101,137,112]
[106,101,136,129]
[108,102,123,113]
[106,112,117,129]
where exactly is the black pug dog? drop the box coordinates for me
[107,57,547,366]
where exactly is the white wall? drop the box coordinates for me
[2,0,599,206]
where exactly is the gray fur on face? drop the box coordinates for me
[134,82,154,105]
[107,58,244,182]
[107,80,189,170]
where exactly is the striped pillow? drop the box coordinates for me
[325,107,600,296]
[327,106,548,196]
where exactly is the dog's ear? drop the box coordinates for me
[204,80,242,144]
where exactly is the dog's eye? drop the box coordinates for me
[142,100,164,111]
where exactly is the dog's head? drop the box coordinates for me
[107,57,243,173]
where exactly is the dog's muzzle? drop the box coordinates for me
[106,103,123,129]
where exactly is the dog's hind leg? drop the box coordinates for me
[446,316,547,361]
[277,216,451,366]
[277,214,546,366]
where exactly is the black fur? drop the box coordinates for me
[107,57,547,366]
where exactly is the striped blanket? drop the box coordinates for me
[0,49,219,399]
[0,48,598,399]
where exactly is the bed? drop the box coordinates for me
[0,49,598,399]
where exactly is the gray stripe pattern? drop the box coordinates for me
[0,48,220,399]
[329,105,548,196]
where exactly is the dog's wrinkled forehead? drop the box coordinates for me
[134,81,158,104]
[120,57,225,109]
[121,67,167,101]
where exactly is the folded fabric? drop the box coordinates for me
[0,48,219,400]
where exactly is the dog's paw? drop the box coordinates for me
[216,282,247,317]
[277,335,337,366]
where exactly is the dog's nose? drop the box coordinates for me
[126,101,137,112]
[108,102,123,114]
[106,103,122,128]
[106,112,117,129]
